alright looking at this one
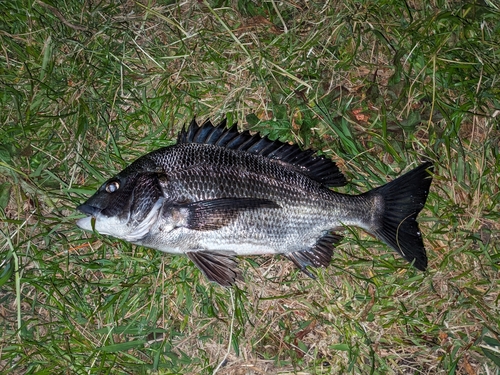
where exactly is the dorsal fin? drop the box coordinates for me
[177,118,347,187]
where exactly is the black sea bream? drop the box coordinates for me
[77,119,433,286]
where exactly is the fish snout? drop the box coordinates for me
[77,203,100,217]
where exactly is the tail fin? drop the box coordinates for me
[365,162,433,271]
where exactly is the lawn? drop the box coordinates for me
[0,1,499,374]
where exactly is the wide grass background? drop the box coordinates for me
[1,0,499,374]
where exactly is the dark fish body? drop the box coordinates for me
[77,119,433,286]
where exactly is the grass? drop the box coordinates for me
[0,0,499,374]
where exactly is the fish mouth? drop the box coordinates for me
[76,204,101,231]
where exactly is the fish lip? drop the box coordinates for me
[76,216,94,231]
[77,203,100,217]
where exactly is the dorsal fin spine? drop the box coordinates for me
[177,118,347,188]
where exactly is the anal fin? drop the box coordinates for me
[285,232,343,278]
[186,251,242,287]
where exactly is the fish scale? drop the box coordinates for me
[154,144,339,205]
[77,118,433,286]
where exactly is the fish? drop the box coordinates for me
[77,118,433,286]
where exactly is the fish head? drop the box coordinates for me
[77,170,164,242]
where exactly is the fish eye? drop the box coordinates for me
[105,181,120,193]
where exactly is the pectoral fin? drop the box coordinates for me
[183,198,279,231]
[186,251,242,286]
